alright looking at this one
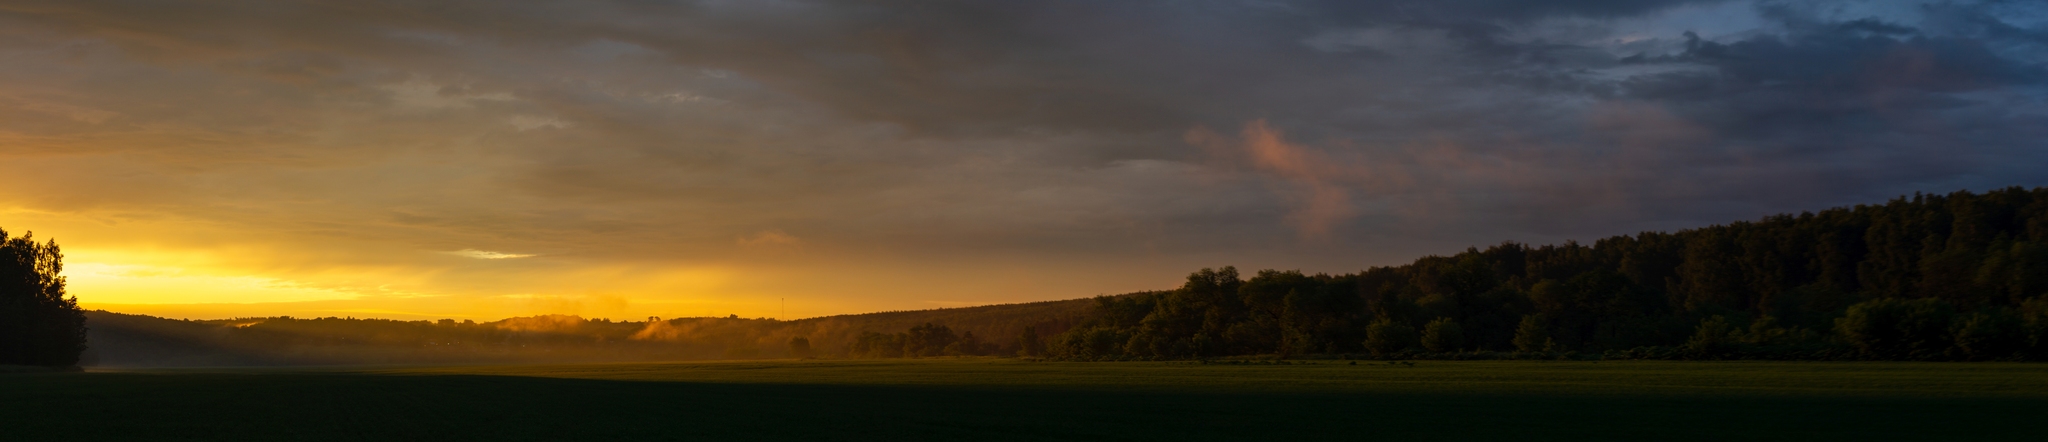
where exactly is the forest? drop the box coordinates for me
[1031,187,2048,361]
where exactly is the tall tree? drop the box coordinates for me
[1015,326,1046,357]
[0,228,87,366]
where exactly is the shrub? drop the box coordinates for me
[2023,297,2048,358]
[1363,321,1418,357]
[1682,316,1735,359]
[1048,326,1130,360]
[1835,298,1955,359]
[1420,318,1465,353]
[1512,314,1551,353]
[1951,310,2025,360]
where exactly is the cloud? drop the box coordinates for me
[383,77,517,109]
[736,230,802,248]
[446,249,536,260]
[12,99,119,124]
[507,115,570,131]
[1187,120,1356,239]
[1303,26,1460,56]
[3,0,2047,319]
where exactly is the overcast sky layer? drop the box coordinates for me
[2,0,2044,320]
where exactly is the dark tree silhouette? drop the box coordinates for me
[0,228,87,366]
[1015,326,1046,357]
[904,323,958,357]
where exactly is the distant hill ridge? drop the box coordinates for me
[82,295,1108,366]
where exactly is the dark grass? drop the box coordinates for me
[3,359,2045,441]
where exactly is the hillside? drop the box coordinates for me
[81,297,1099,367]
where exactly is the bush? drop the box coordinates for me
[1512,314,1551,353]
[1835,298,1955,360]
[1049,326,1130,360]
[2023,297,2048,358]
[1420,318,1465,353]
[1363,321,1418,357]
[1951,310,2025,360]
[1682,316,1736,359]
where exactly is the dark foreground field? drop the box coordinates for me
[4,360,2045,441]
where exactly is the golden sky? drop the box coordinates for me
[5,1,2045,320]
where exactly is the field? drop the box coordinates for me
[4,359,2046,441]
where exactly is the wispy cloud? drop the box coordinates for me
[446,249,537,260]
[735,230,802,248]
[508,115,571,131]
[1187,120,1357,239]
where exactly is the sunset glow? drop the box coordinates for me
[4,0,2044,321]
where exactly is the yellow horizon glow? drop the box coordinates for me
[68,261,360,305]
[16,207,1188,322]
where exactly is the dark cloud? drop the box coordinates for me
[1594,4,2048,215]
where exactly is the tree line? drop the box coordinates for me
[830,321,1064,359]
[1025,187,2048,361]
[80,305,1085,366]
[33,186,2048,365]
[78,285,1089,366]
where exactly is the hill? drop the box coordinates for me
[80,296,1100,366]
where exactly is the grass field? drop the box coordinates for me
[4,359,2045,441]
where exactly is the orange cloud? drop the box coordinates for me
[736,230,803,248]
[1187,119,1356,239]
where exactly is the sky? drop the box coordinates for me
[2,0,2045,321]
